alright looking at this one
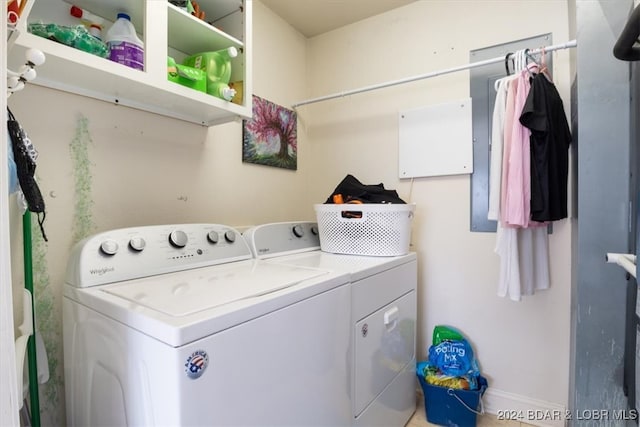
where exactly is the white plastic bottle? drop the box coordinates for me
[105,13,144,70]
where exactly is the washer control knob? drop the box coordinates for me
[169,230,188,248]
[292,224,305,238]
[224,230,236,243]
[129,236,146,252]
[99,240,119,256]
[207,231,219,244]
[311,225,319,235]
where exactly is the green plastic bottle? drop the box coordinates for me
[183,47,238,101]
[432,325,465,346]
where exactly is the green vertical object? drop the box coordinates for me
[23,211,41,427]
[70,114,96,244]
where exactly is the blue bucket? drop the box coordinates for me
[416,362,488,427]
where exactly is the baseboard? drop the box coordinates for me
[483,388,567,427]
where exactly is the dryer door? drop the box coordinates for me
[354,290,416,417]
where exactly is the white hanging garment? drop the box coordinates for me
[517,227,550,296]
[496,223,521,300]
[488,76,514,221]
[492,49,551,301]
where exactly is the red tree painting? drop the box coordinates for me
[243,95,297,170]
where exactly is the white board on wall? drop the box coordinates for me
[398,98,473,178]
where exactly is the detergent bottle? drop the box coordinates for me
[183,47,238,101]
[105,13,144,70]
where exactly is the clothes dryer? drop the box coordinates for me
[63,223,352,426]
[244,221,417,427]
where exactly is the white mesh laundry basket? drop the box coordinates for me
[314,203,415,256]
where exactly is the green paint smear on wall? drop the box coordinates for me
[31,212,62,426]
[70,114,96,244]
[33,114,96,425]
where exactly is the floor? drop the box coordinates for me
[406,393,529,427]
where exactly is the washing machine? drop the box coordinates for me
[244,221,418,427]
[63,223,353,426]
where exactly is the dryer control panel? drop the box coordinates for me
[66,224,252,287]
[244,222,320,259]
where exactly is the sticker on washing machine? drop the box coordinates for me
[184,350,209,379]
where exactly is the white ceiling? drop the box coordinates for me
[259,0,416,38]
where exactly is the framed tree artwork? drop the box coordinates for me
[242,95,297,170]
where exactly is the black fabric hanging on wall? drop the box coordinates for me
[7,108,48,241]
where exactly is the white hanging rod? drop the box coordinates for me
[293,39,577,108]
[606,252,637,279]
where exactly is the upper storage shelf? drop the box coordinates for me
[8,0,252,126]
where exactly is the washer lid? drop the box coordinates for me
[103,261,328,317]
[265,250,416,281]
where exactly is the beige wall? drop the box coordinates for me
[301,0,572,409]
[8,0,573,424]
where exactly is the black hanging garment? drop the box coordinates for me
[7,108,48,241]
[324,174,406,204]
[519,74,572,223]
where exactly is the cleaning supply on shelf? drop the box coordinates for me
[70,5,103,26]
[28,23,108,58]
[168,1,193,14]
[105,12,144,70]
[70,5,104,40]
[87,24,102,40]
[190,0,206,20]
[7,0,20,24]
[229,80,243,104]
[183,47,238,101]
[167,56,206,93]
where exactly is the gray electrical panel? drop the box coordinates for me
[469,34,552,232]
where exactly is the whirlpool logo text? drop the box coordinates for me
[89,267,115,276]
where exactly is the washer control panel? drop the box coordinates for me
[66,224,252,287]
[244,222,320,259]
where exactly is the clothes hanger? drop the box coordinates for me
[524,49,540,68]
[504,52,514,76]
[521,49,537,78]
[537,47,553,81]
[496,52,518,92]
[499,50,528,87]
